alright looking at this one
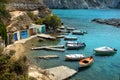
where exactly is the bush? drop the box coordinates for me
[35,18,43,25]
[0,54,29,80]
[43,14,62,30]
[0,22,8,46]
[29,77,37,80]
[27,12,34,20]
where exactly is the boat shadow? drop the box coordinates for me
[93,52,117,56]
[66,47,86,50]
[78,66,92,72]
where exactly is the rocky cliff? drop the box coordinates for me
[43,0,120,9]
[5,0,51,32]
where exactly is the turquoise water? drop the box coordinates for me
[29,9,120,80]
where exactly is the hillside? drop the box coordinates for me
[0,0,51,32]
[43,0,120,9]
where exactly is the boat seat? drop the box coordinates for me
[82,60,89,63]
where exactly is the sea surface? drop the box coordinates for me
[28,9,120,80]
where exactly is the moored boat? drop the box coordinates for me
[94,46,117,56]
[66,27,76,30]
[59,25,65,29]
[65,54,85,61]
[64,36,77,40]
[79,56,94,67]
[72,30,84,35]
[66,41,86,50]
[56,35,65,38]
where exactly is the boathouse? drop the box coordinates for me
[30,24,46,34]
[8,33,14,44]
[7,31,21,44]
[20,30,29,39]
[29,24,37,36]
[36,25,46,33]
[13,31,20,41]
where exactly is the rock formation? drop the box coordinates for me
[5,0,51,32]
[42,0,120,9]
[92,18,120,27]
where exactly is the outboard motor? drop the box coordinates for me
[114,48,117,51]
[83,43,86,46]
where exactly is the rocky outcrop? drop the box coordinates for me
[6,0,51,17]
[6,0,45,11]
[7,11,33,32]
[43,0,120,9]
[5,0,51,33]
[92,18,120,27]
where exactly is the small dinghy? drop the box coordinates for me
[94,46,117,56]
[65,54,85,61]
[79,56,94,67]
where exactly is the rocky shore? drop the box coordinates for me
[92,18,120,28]
[4,34,77,80]
[4,35,56,80]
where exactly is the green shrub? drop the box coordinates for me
[0,22,8,46]
[43,14,62,30]
[35,18,43,25]
[0,54,29,80]
[29,77,37,80]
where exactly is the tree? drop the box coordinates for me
[0,22,8,46]
[43,14,62,31]
[35,18,43,25]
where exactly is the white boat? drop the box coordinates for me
[59,26,65,29]
[66,42,86,49]
[72,30,87,35]
[94,46,117,55]
[65,54,85,60]
[72,30,84,35]
[79,56,94,67]
[66,41,78,44]
[64,36,77,40]
[66,27,76,30]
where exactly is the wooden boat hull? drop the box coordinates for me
[79,61,93,67]
[79,56,94,68]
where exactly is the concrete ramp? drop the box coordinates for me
[46,66,77,80]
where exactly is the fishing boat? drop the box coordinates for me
[59,25,65,29]
[72,30,84,35]
[56,35,65,38]
[65,54,85,61]
[66,42,86,49]
[72,30,87,35]
[94,46,117,55]
[79,56,94,67]
[64,36,77,40]
[66,27,76,30]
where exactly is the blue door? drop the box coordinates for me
[20,30,28,39]
[14,33,18,41]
